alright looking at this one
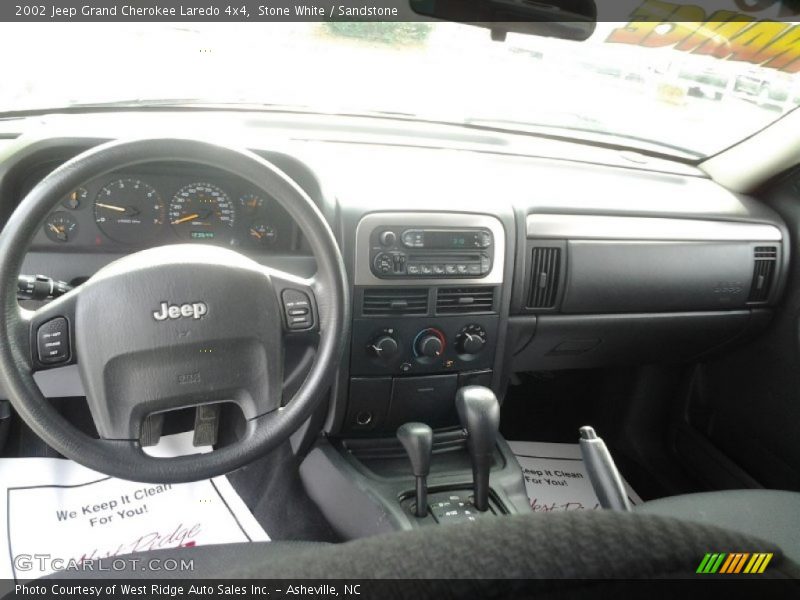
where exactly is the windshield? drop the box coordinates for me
[1,20,797,159]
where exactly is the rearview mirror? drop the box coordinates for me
[409,0,597,41]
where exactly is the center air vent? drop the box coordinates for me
[362,288,428,316]
[436,287,496,314]
[528,246,561,309]
[748,246,778,303]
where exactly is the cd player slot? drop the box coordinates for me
[410,254,482,262]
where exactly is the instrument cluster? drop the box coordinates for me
[35,165,296,253]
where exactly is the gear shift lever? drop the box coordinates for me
[397,422,433,518]
[455,386,500,512]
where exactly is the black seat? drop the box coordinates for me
[638,489,800,564]
[45,510,799,585]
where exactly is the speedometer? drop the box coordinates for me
[94,179,164,245]
[169,182,235,241]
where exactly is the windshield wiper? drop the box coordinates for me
[462,117,704,162]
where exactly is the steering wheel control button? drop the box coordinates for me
[282,289,313,330]
[36,317,70,364]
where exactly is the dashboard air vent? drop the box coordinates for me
[528,247,561,309]
[748,246,778,303]
[362,288,428,316]
[436,287,496,314]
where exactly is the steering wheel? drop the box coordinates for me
[0,139,349,483]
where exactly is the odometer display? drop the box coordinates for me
[169,182,235,240]
[94,179,164,244]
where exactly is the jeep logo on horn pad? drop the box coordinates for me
[152,301,208,321]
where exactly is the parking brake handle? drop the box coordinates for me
[579,426,632,512]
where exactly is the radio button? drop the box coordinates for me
[402,230,424,248]
[374,253,394,274]
[380,231,397,246]
[392,254,407,274]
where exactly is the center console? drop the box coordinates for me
[300,211,531,539]
[344,212,506,435]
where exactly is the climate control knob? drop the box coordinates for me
[418,335,443,358]
[368,334,399,360]
[414,328,446,359]
[455,324,487,356]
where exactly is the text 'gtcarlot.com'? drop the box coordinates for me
[13,554,194,573]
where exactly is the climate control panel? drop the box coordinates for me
[353,315,497,377]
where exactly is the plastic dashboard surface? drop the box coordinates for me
[0,111,792,404]
[24,162,299,254]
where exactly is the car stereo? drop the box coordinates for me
[370,227,494,279]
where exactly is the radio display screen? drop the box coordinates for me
[430,232,467,248]
[425,230,487,249]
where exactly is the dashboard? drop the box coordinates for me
[25,162,299,254]
[0,110,792,442]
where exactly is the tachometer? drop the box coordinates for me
[94,179,165,244]
[169,182,235,241]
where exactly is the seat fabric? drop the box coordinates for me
[638,489,800,564]
[45,510,800,589]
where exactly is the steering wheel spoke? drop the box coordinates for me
[25,288,79,372]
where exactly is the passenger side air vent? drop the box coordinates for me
[436,287,496,314]
[527,247,561,309]
[748,246,778,303]
[362,288,428,315]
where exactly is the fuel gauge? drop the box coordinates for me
[248,222,277,247]
[44,212,78,243]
